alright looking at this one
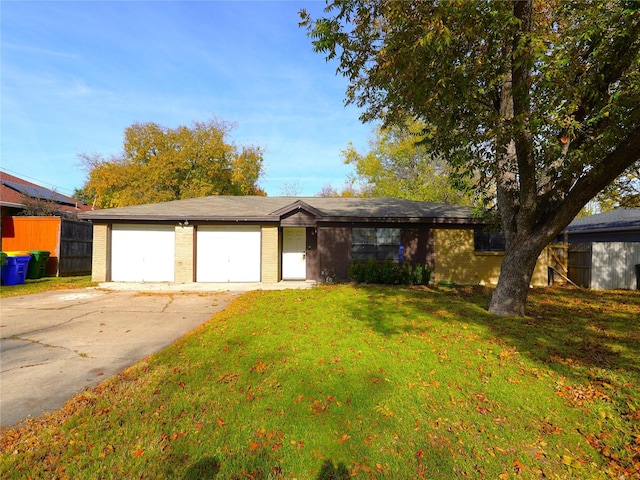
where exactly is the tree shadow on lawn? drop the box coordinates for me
[342,284,640,385]
[182,456,221,479]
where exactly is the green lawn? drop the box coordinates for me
[0,275,96,298]
[1,285,638,479]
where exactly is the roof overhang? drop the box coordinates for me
[566,225,640,235]
[80,214,280,223]
[270,200,325,218]
[77,197,482,225]
[1,200,24,209]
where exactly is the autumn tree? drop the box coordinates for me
[79,118,265,208]
[301,0,640,316]
[342,119,474,204]
[316,182,358,197]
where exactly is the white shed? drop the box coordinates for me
[567,208,640,290]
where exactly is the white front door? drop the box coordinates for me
[282,228,306,280]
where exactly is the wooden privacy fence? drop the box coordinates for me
[546,243,571,286]
[568,243,591,288]
[1,216,93,276]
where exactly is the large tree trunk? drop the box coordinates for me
[488,240,542,316]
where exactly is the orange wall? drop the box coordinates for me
[1,217,61,275]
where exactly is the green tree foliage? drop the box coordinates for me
[342,119,474,204]
[301,0,640,315]
[78,118,265,208]
[596,164,640,210]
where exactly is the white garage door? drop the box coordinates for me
[111,225,175,282]
[197,226,261,282]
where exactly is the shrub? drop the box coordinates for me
[348,260,431,285]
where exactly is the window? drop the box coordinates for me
[352,228,402,261]
[474,227,505,252]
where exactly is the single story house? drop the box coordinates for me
[566,208,640,289]
[78,196,550,286]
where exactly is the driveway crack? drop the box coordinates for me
[1,362,48,374]
[0,311,96,340]
[2,335,93,359]
[161,295,175,313]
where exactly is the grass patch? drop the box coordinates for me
[0,275,96,298]
[1,285,638,478]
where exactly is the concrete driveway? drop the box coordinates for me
[0,288,238,427]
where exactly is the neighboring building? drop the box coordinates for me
[566,208,640,290]
[79,196,550,286]
[1,171,94,276]
[1,170,93,218]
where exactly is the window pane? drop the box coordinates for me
[377,228,400,245]
[474,227,505,252]
[353,228,376,245]
[352,228,401,261]
[377,245,400,261]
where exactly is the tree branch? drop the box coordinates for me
[512,0,536,228]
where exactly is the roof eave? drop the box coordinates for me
[317,216,483,224]
[78,214,278,223]
[566,225,640,234]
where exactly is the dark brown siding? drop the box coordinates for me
[306,228,319,280]
[318,226,351,281]
[402,226,434,267]
[315,224,435,282]
[281,210,317,227]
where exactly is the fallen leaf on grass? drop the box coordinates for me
[250,360,269,373]
[374,403,395,418]
[132,449,144,458]
[250,442,261,452]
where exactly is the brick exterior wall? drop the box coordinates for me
[174,225,194,283]
[261,225,280,283]
[433,228,548,286]
[91,224,109,282]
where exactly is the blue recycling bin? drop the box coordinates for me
[1,252,32,286]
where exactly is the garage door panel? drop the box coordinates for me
[197,226,261,282]
[111,225,175,282]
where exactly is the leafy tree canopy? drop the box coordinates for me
[78,118,265,208]
[596,163,640,210]
[301,0,640,315]
[342,118,474,205]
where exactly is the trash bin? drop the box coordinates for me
[27,250,50,279]
[1,252,32,286]
[636,264,640,291]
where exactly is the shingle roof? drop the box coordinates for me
[0,171,93,214]
[567,208,640,232]
[78,196,477,223]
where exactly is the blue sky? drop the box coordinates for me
[1,0,373,198]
